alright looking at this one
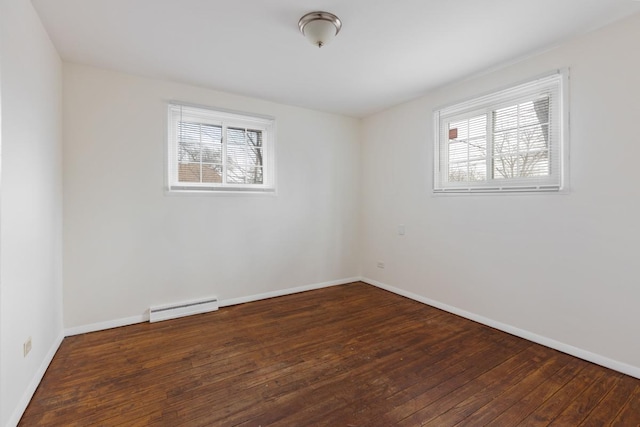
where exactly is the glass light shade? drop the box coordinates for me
[299,12,342,48]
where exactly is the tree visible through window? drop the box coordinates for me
[434,71,567,193]
[226,127,263,185]
[168,103,275,192]
[177,122,223,183]
[492,96,550,179]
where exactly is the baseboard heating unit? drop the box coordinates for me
[149,297,218,323]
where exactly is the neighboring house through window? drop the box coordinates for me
[167,103,275,193]
[433,70,568,193]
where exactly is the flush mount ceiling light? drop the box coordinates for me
[298,11,342,48]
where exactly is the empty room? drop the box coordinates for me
[2,0,640,426]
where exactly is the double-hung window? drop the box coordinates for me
[167,103,275,193]
[433,71,568,193]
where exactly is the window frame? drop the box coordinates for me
[433,70,569,194]
[167,102,276,194]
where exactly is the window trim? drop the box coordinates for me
[433,70,569,194]
[166,102,276,194]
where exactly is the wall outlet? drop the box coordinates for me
[377,261,385,269]
[23,337,32,357]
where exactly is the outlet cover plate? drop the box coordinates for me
[23,337,32,357]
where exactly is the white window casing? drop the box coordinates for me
[167,102,276,193]
[433,70,569,194]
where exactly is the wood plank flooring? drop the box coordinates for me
[19,282,640,426]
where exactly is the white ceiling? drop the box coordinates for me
[32,0,640,118]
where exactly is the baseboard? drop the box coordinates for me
[64,277,360,337]
[65,314,147,337]
[7,332,64,427]
[218,277,361,307]
[361,277,640,380]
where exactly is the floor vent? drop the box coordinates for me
[149,297,218,323]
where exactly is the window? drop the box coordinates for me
[167,103,275,193]
[433,71,568,193]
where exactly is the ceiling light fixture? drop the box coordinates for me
[298,11,342,48]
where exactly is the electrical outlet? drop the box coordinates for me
[377,261,385,269]
[23,337,32,357]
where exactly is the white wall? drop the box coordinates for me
[361,13,640,373]
[63,64,361,329]
[4,6,638,423]
[0,0,64,425]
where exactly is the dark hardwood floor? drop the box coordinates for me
[19,282,640,426]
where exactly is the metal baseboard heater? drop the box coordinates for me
[149,296,218,323]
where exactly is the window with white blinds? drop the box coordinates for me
[433,70,569,193]
[167,103,275,193]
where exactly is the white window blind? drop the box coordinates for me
[167,103,275,193]
[433,70,568,193]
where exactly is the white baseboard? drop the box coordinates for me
[65,314,147,336]
[218,277,360,307]
[361,277,640,380]
[64,277,360,337]
[7,332,64,427]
